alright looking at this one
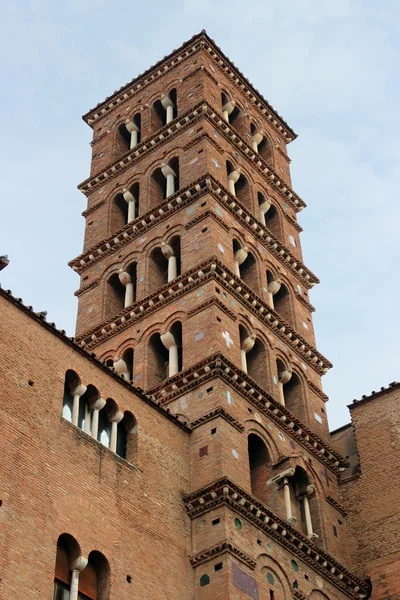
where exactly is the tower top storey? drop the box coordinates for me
[82,30,297,142]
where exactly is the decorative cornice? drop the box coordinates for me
[74,279,100,298]
[82,31,296,141]
[76,258,330,375]
[147,353,346,473]
[296,292,315,313]
[183,478,369,599]
[0,286,191,432]
[71,174,318,289]
[190,541,256,569]
[348,381,400,409]
[78,101,304,212]
[0,255,9,272]
[187,296,237,322]
[82,199,105,217]
[185,208,230,232]
[308,381,328,402]
[286,213,303,232]
[190,407,244,433]
[326,495,347,517]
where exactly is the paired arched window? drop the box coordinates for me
[118,113,141,153]
[152,89,177,131]
[105,262,137,320]
[62,372,137,460]
[150,157,180,208]
[111,183,140,231]
[148,236,181,295]
[54,534,110,600]
[148,321,183,388]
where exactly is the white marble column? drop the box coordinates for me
[228,169,241,196]
[161,164,177,198]
[91,397,106,440]
[71,384,87,427]
[234,246,248,278]
[113,356,131,382]
[110,411,124,453]
[283,477,297,524]
[259,198,271,226]
[267,278,281,309]
[251,131,263,152]
[240,333,256,373]
[125,119,139,149]
[161,243,177,281]
[123,189,137,223]
[222,100,235,123]
[278,365,292,406]
[69,556,88,600]
[118,269,134,307]
[160,330,179,378]
[303,485,318,538]
[161,94,175,124]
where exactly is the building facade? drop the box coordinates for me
[0,31,398,600]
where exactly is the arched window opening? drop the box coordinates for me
[62,370,81,422]
[54,534,86,600]
[77,384,100,435]
[282,372,304,416]
[290,467,318,539]
[258,192,271,226]
[98,398,116,448]
[266,270,281,310]
[105,273,125,320]
[273,283,293,325]
[117,411,137,461]
[226,162,251,210]
[250,123,264,153]
[232,240,257,289]
[150,166,166,208]
[221,91,242,132]
[161,235,181,283]
[152,89,177,131]
[265,204,281,240]
[148,332,170,388]
[276,358,292,407]
[112,182,140,231]
[150,158,179,208]
[122,348,134,383]
[248,434,271,504]
[258,135,273,164]
[248,339,269,391]
[118,112,141,153]
[83,551,111,600]
[149,247,168,294]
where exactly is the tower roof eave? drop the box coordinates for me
[82,30,297,141]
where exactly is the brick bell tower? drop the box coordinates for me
[70,31,369,600]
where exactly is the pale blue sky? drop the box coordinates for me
[1,0,399,430]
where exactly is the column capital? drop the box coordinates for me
[118,269,131,286]
[110,410,124,424]
[279,366,293,384]
[122,189,135,203]
[70,556,88,572]
[161,94,175,110]
[161,242,175,259]
[160,330,177,350]
[252,131,263,145]
[161,164,176,178]
[228,169,241,184]
[268,279,281,295]
[267,467,296,485]
[113,356,130,380]
[222,100,235,115]
[125,119,139,134]
[234,246,249,266]
[241,333,256,353]
[92,397,106,411]
[70,384,87,398]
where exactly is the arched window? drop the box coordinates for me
[232,240,258,290]
[248,434,272,504]
[148,321,183,388]
[282,371,304,416]
[54,534,90,600]
[97,398,117,449]
[62,370,81,422]
[221,92,242,133]
[122,348,134,383]
[258,192,271,226]
[288,467,318,539]
[226,161,251,210]
[265,204,281,240]
[273,282,294,326]
[111,182,140,231]
[105,262,136,320]
[82,551,111,600]
[117,411,137,461]
[152,89,177,131]
[257,134,273,165]
[118,113,141,153]
[148,236,181,294]
[150,157,179,208]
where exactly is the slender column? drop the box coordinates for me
[91,397,106,440]
[123,189,137,223]
[69,556,88,600]
[234,246,248,278]
[251,131,263,152]
[125,119,139,149]
[160,331,179,378]
[71,384,87,427]
[84,403,91,434]
[278,366,292,406]
[161,243,177,281]
[113,356,130,382]
[259,198,271,226]
[303,485,318,538]
[228,169,241,196]
[283,477,296,523]
[267,278,281,309]
[240,334,256,373]
[222,100,235,123]
[161,164,177,198]
[110,411,124,453]
[118,269,134,307]
[161,94,175,124]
